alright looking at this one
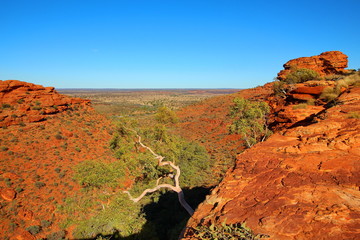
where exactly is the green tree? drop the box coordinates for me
[155,106,178,124]
[229,98,272,148]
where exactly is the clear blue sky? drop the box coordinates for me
[1,0,359,89]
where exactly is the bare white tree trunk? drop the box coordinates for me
[123,133,194,216]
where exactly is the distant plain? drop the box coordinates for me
[59,89,242,116]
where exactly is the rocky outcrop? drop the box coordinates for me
[0,80,90,127]
[277,51,348,80]
[183,86,360,239]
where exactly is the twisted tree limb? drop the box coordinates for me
[123,133,194,216]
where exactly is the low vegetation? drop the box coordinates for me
[320,71,360,102]
[190,221,269,240]
[283,68,320,84]
[67,107,214,239]
[229,98,272,148]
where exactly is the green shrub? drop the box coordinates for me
[1,146,9,151]
[72,194,146,239]
[190,221,269,240]
[55,134,63,140]
[272,81,288,97]
[74,160,126,188]
[26,225,41,235]
[15,187,24,193]
[155,106,178,124]
[320,87,339,102]
[284,68,319,84]
[1,103,11,109]
[17,99,25,104]
[34,181,46,189]
[229,98,272,148]
[32,106,42,110]
[46,230,66,240]
[41,220,52,228]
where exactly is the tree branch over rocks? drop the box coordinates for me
[123,132,194,216]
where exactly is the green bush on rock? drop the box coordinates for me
[283,68,319,84]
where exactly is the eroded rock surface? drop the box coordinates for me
[0,80,90,127]
[277,51,348,80]
[183,87,360,239]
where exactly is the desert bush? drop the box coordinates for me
[320,87,339,102]
[272,81,288,97]
[155,106,178,124]
[190,221,269,240]
[318,73,360,103]
[72,193,147,239]
[41,220,52,228]
[34,181,46,189]
[15,187,24,193]
[283,68,319,84]
[26,225,41,235]
[46,230,66,240]
[229,98,272,148]
[54,133,63,140]
[32,106,42,110]
[324,74,344,81]
[319,78,350,103]
[307,99,315,105]
[1,146,9,151]
[74,160,126,188]
[1,103,11,109]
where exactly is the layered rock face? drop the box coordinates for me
[183,86,360,239]
[0,80,90,127]
[277,51,348,80]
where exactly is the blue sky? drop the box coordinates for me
[1,0,359,89]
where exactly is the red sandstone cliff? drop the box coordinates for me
[183,84,360,239]
[277,51,348,80]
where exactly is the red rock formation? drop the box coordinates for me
[0,80,90,127]
[183,86,360,239]
[277,51,348,80]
